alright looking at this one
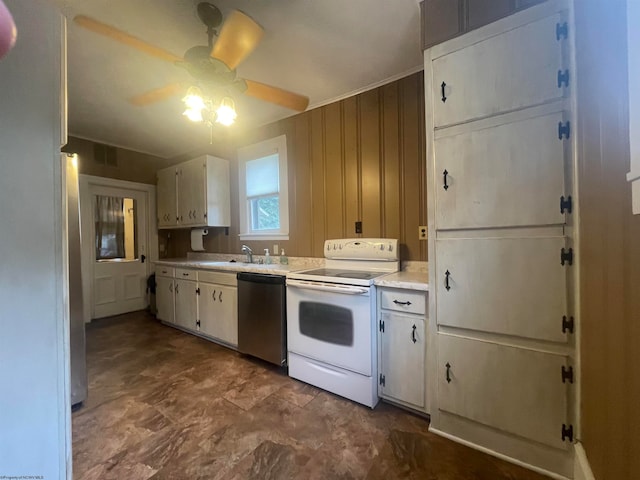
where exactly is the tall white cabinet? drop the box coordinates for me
[425,1,577,477]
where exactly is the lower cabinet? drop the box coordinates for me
[437,334,571,450]
[155,275,175,325]
[175,278,198,331]
[378,287,428,412]
[198,278,238,347]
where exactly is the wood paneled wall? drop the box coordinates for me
[575,1,640,478]
[167,72,427,261]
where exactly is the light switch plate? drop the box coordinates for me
[273,244,279,255]
[418,225,427,240]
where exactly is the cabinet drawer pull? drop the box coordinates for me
[212,289,216,301]
[443,169,449,191]
[393,299,412,306]
[441,81,447,103]
[446,362,452,383]
[445,270,451,291]
[182,272,190,276]
[411,324,417,343]
[219,291,222,302]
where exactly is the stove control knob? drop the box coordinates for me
[379,244,384,251]
[333,244,337,250]
[388,244,393,252]
[327,244,330,251]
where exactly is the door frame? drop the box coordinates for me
[79,175,157,322]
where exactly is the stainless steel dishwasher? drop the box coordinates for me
[237,272,287,367]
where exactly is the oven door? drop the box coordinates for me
[286,279,374,375]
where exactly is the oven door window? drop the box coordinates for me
[299,301,353,346]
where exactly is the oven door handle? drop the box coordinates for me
[287,279,369,295]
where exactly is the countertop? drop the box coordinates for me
[374,271,429,291]
[155,258,301,276]
[156,258,429,290]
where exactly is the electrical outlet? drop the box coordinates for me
[418,225,427,240]
[355,221,362,234]
[273,244,279,255]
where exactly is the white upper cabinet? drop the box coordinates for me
[157,166,177,227]
[432,13,566,128]
[436,236,569,343]
[157,155,230,229]
[435,107,569,230]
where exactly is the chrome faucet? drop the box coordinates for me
[241,244,253,263]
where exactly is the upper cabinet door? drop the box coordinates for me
[178,158,206,226]
[156,167,177,227]
[433,13,566,128]
[435,107,568,230]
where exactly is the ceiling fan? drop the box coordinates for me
[73,3,310,116]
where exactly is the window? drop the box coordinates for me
[94,195,138,261]
[238,135,289,240]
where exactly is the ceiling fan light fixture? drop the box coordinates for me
[183,107,204,122]
[215,96,237,126]
[182,86,206,111]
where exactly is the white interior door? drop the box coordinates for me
[91,185,148,318]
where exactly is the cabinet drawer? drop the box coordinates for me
[380,289,426,315]
[175,268,197,280]
[436,236,568,342]
[435,108,567,230]
[198,270,237,287]
[437,334,570,449]
[432,13,566,128]
[156,266,175,278]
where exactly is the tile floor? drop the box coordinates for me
[72,310,547,479]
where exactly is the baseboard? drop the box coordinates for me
[574,443,596,480]
[429,427,571,480]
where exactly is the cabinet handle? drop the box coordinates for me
[219,291,222,302]
[411,324,417,343]
[443,169,449,191]
[175,284,179,294]
[445,270,451,291]
[212,289,216,301]
[182,273,189,276]
[169,283,173,293]
[446,362,452,383]
[441,81,447,103]
[393,299,412,306]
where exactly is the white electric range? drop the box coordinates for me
[286,238,399,408]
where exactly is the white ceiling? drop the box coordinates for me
[61,0,423,158]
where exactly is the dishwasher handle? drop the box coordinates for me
[237,272,285,285]
[286,279,369,295]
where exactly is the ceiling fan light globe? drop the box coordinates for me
[183,108,203,123]
[215,104,237,126]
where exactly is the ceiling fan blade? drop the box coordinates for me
[74,15,183,64]
[210,10,264,70]
[243,80,309,111]
[128,83,184,106]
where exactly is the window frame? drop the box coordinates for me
[237,135,289,240]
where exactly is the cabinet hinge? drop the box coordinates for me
[204,213,207,218]
[560,195,572,214]
[379,373,385,386]
[379,320,385,332]
[561,365,574,384]
[558,121,571,140]
[557,69,570,88]
[196,288,200,295]
[196,319,201,328]
[556,22,569,41]
[560,247,574,266]
[562,315,575,334]
[561,423,574,442]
